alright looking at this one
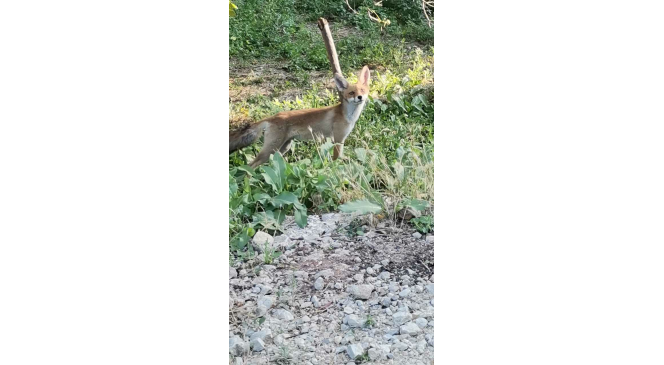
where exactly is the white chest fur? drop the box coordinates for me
[343,100,367,124]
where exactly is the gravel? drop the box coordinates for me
[229,213,434,364]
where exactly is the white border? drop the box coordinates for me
[437,1,664,364]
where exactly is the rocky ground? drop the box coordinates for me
[229,213,434,364]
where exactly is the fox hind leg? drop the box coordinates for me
[279,138,293,155]
[249,132,285,168]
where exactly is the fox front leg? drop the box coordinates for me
[332,143,344,160]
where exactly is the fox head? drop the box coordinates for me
[334,66,370,104]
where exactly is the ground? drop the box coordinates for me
[229,213,434,364]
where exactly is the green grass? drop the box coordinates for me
[229,0,434,261]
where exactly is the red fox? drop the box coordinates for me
[229,66,371,168]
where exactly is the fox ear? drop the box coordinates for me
[334,73,349,91]
[359,66,370,86]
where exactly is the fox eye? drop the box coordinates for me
[349,91,355,96]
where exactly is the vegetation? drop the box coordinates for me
[229,0,434,260]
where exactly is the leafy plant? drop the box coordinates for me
[229,0,435,261]
[411,215,433,234]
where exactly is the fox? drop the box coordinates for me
[230,66,371,168]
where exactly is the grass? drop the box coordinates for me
[229,0,434,261]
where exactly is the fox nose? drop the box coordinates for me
[357,95,362,100]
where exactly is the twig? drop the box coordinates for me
[317,18,344,99]
[345,0,357,13]
[422,0,433,28]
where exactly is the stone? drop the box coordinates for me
[368,347,383,360]
[250,329,272,343]
[272,309,294,321]
[399,287,411,298]
[347,343,364,359]
[273,234,291,248]
[415,317,428,328]
[412,232,422,239]
[252,231,274,252]
[229,267,237,279]
[229,336,249,356]
[314,269,334,279]
[425,284,434,295]
[416,339,427,353]
[393,311,412,326]
[426,235,435,243]
[274,334,285,346]
[347,284,374,300]
[250,337,265,352]
[314,277,324,290]
[345,314,364,328]
[257,295,275,309]
[400,322,422,336]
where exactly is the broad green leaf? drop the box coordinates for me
[392,95,407,113]
[253,192,271,204]
[400,198,429,211]
[393,162,405,181]
[339,200,383,215]
[272,191,298,207]
[294,207,308,228]
[237,165,255,176]
[355,148,368,163]
[261,166,281,193]
[271,152,287,187]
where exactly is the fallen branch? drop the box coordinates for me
[317,18,344,99]
[345,0,358,13]
[422,0,434,28]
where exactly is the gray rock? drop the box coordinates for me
[412,232,422,239]
[415,317,428,328]
[416,339,427,353]
[426,235,435,243]
[399,287,411,298]
[393,341,409,351]
[393,311,412,326]
[254,305,268,317]
[345,314,364,328]
[229,267,237,279]
[250,329,272,343]
[257,295,275,309]
[314,277,324,290]
[273,234,291,247]
[378,271,391,280]
[250,337,265,352]
[252,231,274,252]
[347,343,364,359]
[347,284,374,300]
[272,309,294,321]
[400,322,422,336]
[368,347,384,360]
[229,336,249,356]
[425,283,434,295]
[314,269,334,279]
